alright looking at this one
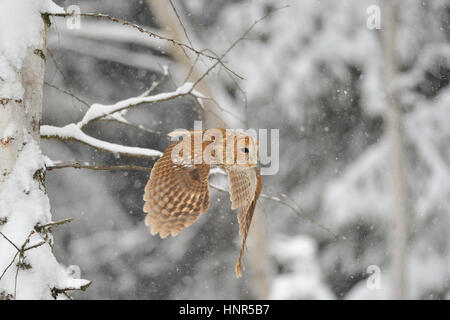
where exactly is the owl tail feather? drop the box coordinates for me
[234,169,263,278]
[235,248,246,278]
[234,203,255,278]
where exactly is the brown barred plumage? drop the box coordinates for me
[143,129,263,277]
[228,167,263,277]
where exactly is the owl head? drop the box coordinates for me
[168,128,259,168]
[224,130,259,168]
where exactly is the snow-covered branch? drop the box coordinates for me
[39,81,218,158]
[78,82,194,128]
[41,124,162,158]
[50,278,92,300]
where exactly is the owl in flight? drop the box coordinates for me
[143,128,263,277]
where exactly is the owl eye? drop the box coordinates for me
[241,147,249,154]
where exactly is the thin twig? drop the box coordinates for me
[47,13,230,65]
[46,48,67,82]
[0,222,79,299]
[189,91,243,122]
[184,51,202,83]
[192,7,287,89]
[163,1,245,81]
[260,194,354,245]
[23,241,47,252]
[191,94,230,126]
[13,231,34,300]
[168,0,193,47]
[200,48,246,82]
[209,183,355,247]
[35,218,74,233]
[0,252,19,281]
[13,260,19,300]
[100,118,168,139]
[46,162,152,172]
[44,82,90,109]
[166,0,193,61]
[141,68,169,97]
[0,231,20,251]
[46,49,86,111]
[226,70,249,127]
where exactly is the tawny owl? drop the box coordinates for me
[143,128,263,277]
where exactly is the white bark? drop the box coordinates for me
[0,24,46,182]
[0,2,89,299]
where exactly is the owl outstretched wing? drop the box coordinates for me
[144,129,263,278]
[227,167,263,277]
[143,140,211,238]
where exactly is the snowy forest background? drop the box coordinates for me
[1,0,449,299]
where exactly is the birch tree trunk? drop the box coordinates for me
[0,22,47,180]
[0,1,89,299]
[381,0,409,300]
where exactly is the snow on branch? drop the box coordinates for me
[41,82,199,158]
[40,6,288,160]
[51,278,92,299]
[78,82,193,127]
[41,124,162,158]
[39,81,216,158]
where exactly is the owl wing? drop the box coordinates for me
[143,140,211,238]
[226,167,263,277]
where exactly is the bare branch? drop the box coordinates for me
[44,82,90,109]
[189,91,243,122]
[99,118,167,140]
[209,183,355,247]
[46,48,67,82]
[34,218,74,233]
[23,241,47,252]
[0,222,85,299]
[140,67,169,96]
[0,252,19,282]
[47,162,152,172]
[192,5,289,89]
[0,231,20,251]
[199,48,245,82]
[46,12,235,68]
[168,0,194,48]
